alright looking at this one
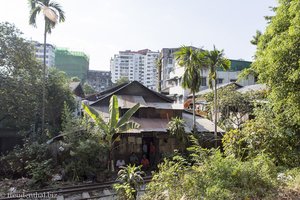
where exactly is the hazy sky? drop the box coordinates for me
[0,0,276,70]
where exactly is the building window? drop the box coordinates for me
[201,77,207,86]
[168,58,173,64]
[217,78,223,84]
[230,79,237,82]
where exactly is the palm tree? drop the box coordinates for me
[82,95,140,171]
[156,56,162,92]
[28,0,66,133]
[206,46,231,147]
[175,46,206,132]
[167,117,188,152]
[114,165,145,200]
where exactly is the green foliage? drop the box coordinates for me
[28,0,66,34]
[25,159,53,187]
[114,182,136,200]
[175,46,205,94]
[175,46,206,131]
[186,135,215,165]
[142,156,189,200]
[222,0,300,170]
[205,85,258,130]
[46,68,75,133]
[114,165,145,200]
[167,117,188,150]
[60,104,106,180]
[206,46,231,89]
[0,22,42,130]
[0,140,53,186]
[0,22,74,133]
[222,106,300,167]
[143,148,278,200]
[83,82,96,95]
[63,139,105,181]
[252,0,300,134]
[82,95,140,170]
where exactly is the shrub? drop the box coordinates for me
[114,165,144,200]
[0,140,54,187]
[143,151,278,200]
[222,106,300,167]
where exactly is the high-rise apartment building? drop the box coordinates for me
[55,48,89,82]
[160,47,181,91]
[110,49,159,90]
[33,41,55,67]
[87,70,112,92]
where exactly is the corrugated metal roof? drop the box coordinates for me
[116,95,182,110]
[146,102,183,110]
[182,112,225,133]
[116,95,147,108]
[190,82,242,97]
[120,117,169,133]
[237,84,267,94]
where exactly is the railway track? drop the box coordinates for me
[0,176,151,200]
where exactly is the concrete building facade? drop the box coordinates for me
[110,49,159,90]
[87,70,112,92]
[167,59,255,104]
[33,41,56,68]
[55,48,89,82]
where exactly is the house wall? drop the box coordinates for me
[113,133,179,165]
[134,108,181,119]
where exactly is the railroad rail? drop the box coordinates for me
[0,176,152,200]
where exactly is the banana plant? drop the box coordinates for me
[82,95,140,171]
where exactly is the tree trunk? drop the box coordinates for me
[107,147,115,172]
[214,79,218,148]
[42,20,47,134]
[192,91,197,133]
[158,64,161,92]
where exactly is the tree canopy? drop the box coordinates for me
[0,22,74,133]
[0,22,42,130]
[252,0,300,131]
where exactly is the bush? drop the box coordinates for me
[63,139,106,181]
[0,140,54,187]
[222,106,300,167]
[60,105,108,181]
[143,151,278,200]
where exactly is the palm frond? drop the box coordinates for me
[118,121,140,132]
[116,103,140,128]
[109,95,119,131]
[49,1,66,22]
[29,7,41,27]
[81,103,108,131]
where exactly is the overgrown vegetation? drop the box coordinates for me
[144,0,300,199]
[143,140,278,200]
[114,165,145,200]
[82,95,140,171]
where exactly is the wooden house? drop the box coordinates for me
[89,81,223,165]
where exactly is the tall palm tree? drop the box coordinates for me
[28,0,65,133]
[82,95,140,171]
[175,46,206,132]
[206,46,231,147]
[156,56,162,92]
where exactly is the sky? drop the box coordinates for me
[0,0,276,71]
